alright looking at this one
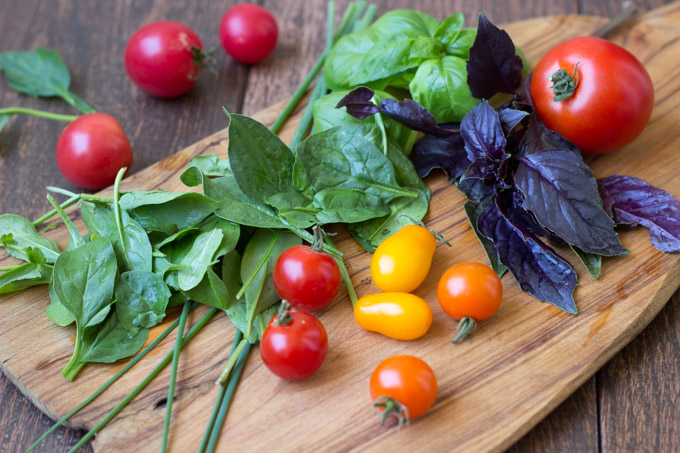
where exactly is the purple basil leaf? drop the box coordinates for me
[461,101,506,162]
[466,13,523,99]
[410,132,469,181]
[518,117,580,158]
[499,188,565,246]
[457,175,494,202]
[464,197,507,277]
[515,149,626,256]
[478,197,579,314]
[498,108,530,135]
[598,175,680,253]
[335,87,380,120]
[379,98,457,137]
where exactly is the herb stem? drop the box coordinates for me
[112,168,132,270]
[356,3,379,31]
[235,230,280,300]
[79,194,114,203]
[198,330,243,453]
[26,311,188,452]
[0,265,21,272]
[161,301,191,453]
[0,107,79,122]
[46,186,79,198]
[60,330,85,381]
[326,236,357,306]
[32,194,79,227]
[371,97,389,155]
[67,308,218,453]
[55,87,96,114]
[46,194,84,249]
[216,338,248,385]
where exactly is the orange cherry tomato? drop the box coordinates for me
[354,292,432,340]
[369,355,437,427]
[370,224,436,293]
[437,262,502,342]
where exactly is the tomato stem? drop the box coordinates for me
[372,395,410,428]
[548,62,580,102]
[274,300,293,326]
[0,107,79,122]
[451,316,478,343]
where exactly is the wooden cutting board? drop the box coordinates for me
[2,4,680,452]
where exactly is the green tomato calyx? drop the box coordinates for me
[451,316,478,343]
[373,395,410,429]
[548,62,580,102]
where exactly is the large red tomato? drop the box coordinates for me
[530,36,654,154]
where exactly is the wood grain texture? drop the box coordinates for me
[0,1,678,452]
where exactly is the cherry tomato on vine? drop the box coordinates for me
[260,302,328,380]
[437,262,502,343]
[530,36,654,155]
[370,355,437,427]
[273,245,341,311]
[55,113,133,190]
[354,292,432,341]
[370,224,437,293]
[219,3,278,64]
[124,21,210,97]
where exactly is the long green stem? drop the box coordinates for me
[216,338,248,385]
[112,168,132,270]
[205,342,252,453]
[0,107,78,122]
[46,194,84,249]
[26,312,188,452]
[32,195,80,227]
[67,308,218,453]
[326,236,357,306]
[235,230,280,300]
[46,186,79,198]
[161,301,191,452]
[198,330,243,453]
[60,328,84,381]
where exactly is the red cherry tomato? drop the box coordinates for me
[273,245,341,311]
[369,355,437,426]
[124,21,207,97]
[260,305,328,380]
[219,4,278,64]
[530,36,654,155]
[55,113,133,190]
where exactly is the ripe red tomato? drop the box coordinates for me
[260,307,328,380]
[273,245,341,311]
[219,4,278,64]
[369,355,437,426]
[437,262,503,321]
[55,113,133,190]
[124,21,208,97]
[530,36,654,155]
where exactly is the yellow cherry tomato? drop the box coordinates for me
[354,292,433,340]
[370,225,436,293]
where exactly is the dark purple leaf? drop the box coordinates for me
[335,87,379,120]
[498,188,565,246]
[379,98,457,137]
[515,149,626,256]
[461,101,506,162]
[498,108,530,135]
[598,175,680,253]
[464,197,506,277]
[518,117,580,158]
[457,175,493,202]
[410,132,469,182]
[478,197,578,314]
[466,13,523,99]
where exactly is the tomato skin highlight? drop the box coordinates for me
[370,225,436,293]
[219,4,278,64]
[437,262,502,321]
[260,309,328,380]
[55,113,133,190]
[273,245,341,311]
[370,355,437,420]
[124,21,205,98]
[530,36,654,154]
[354,292,433,340]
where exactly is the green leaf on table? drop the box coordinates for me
[183,268,229,310]
[80,311,148,363]
[119,191,218,234]
[0,214,60,263]
[115,271,171,337]
[177,229,224,291]
[0,47,95,113]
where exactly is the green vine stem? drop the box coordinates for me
[26,309,190,452]
[67,308,218,452]
[0,107,78,122]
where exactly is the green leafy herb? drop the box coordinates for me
[115,271,171,337]
[183,268,229,310]
[79,311,148,363]
[0,214,60,263]
[177,229,224,291]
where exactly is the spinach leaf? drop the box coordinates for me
[198,215,240,259]
[177,229,224,291]
[81,202,152,272]
[46,288,76,327]
[80,312,148,363]
[222,250,252,339]
[410,56,480,122]
[185,154,231,178]
[313,189,389,224]
[115,271,171,336]
[264,192,317,229]
[152,227,200,250]
[227,112,296,203]
[119,191,218,234]
[0,214,61,263]
[183,268,229,310]
[0,48,94,113]
[0,261,51,294]
[296,125,416,203]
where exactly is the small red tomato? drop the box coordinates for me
[273,245,341,311]
[55,113,133,190]
[124,21,208,97]
[370,355,437,427]
[530,36,654,154]
[260,304,328,380]
[219,3,278,64]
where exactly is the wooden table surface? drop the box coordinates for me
[1,0,678,451]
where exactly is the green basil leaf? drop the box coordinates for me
[264,192,317,229]
[410,56,480,123]
[183,268,229,310]
[434,12,464,43]
[177,229,224,291]
[80,312,148,363]
[0,214,61,263]
[227,112,296,203]
[119,191,219,234]
[313,189,389,224]
[445,28,477,59]
[115,270,171,336]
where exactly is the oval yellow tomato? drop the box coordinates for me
[370,225,436,293]
[354,292,433,340]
